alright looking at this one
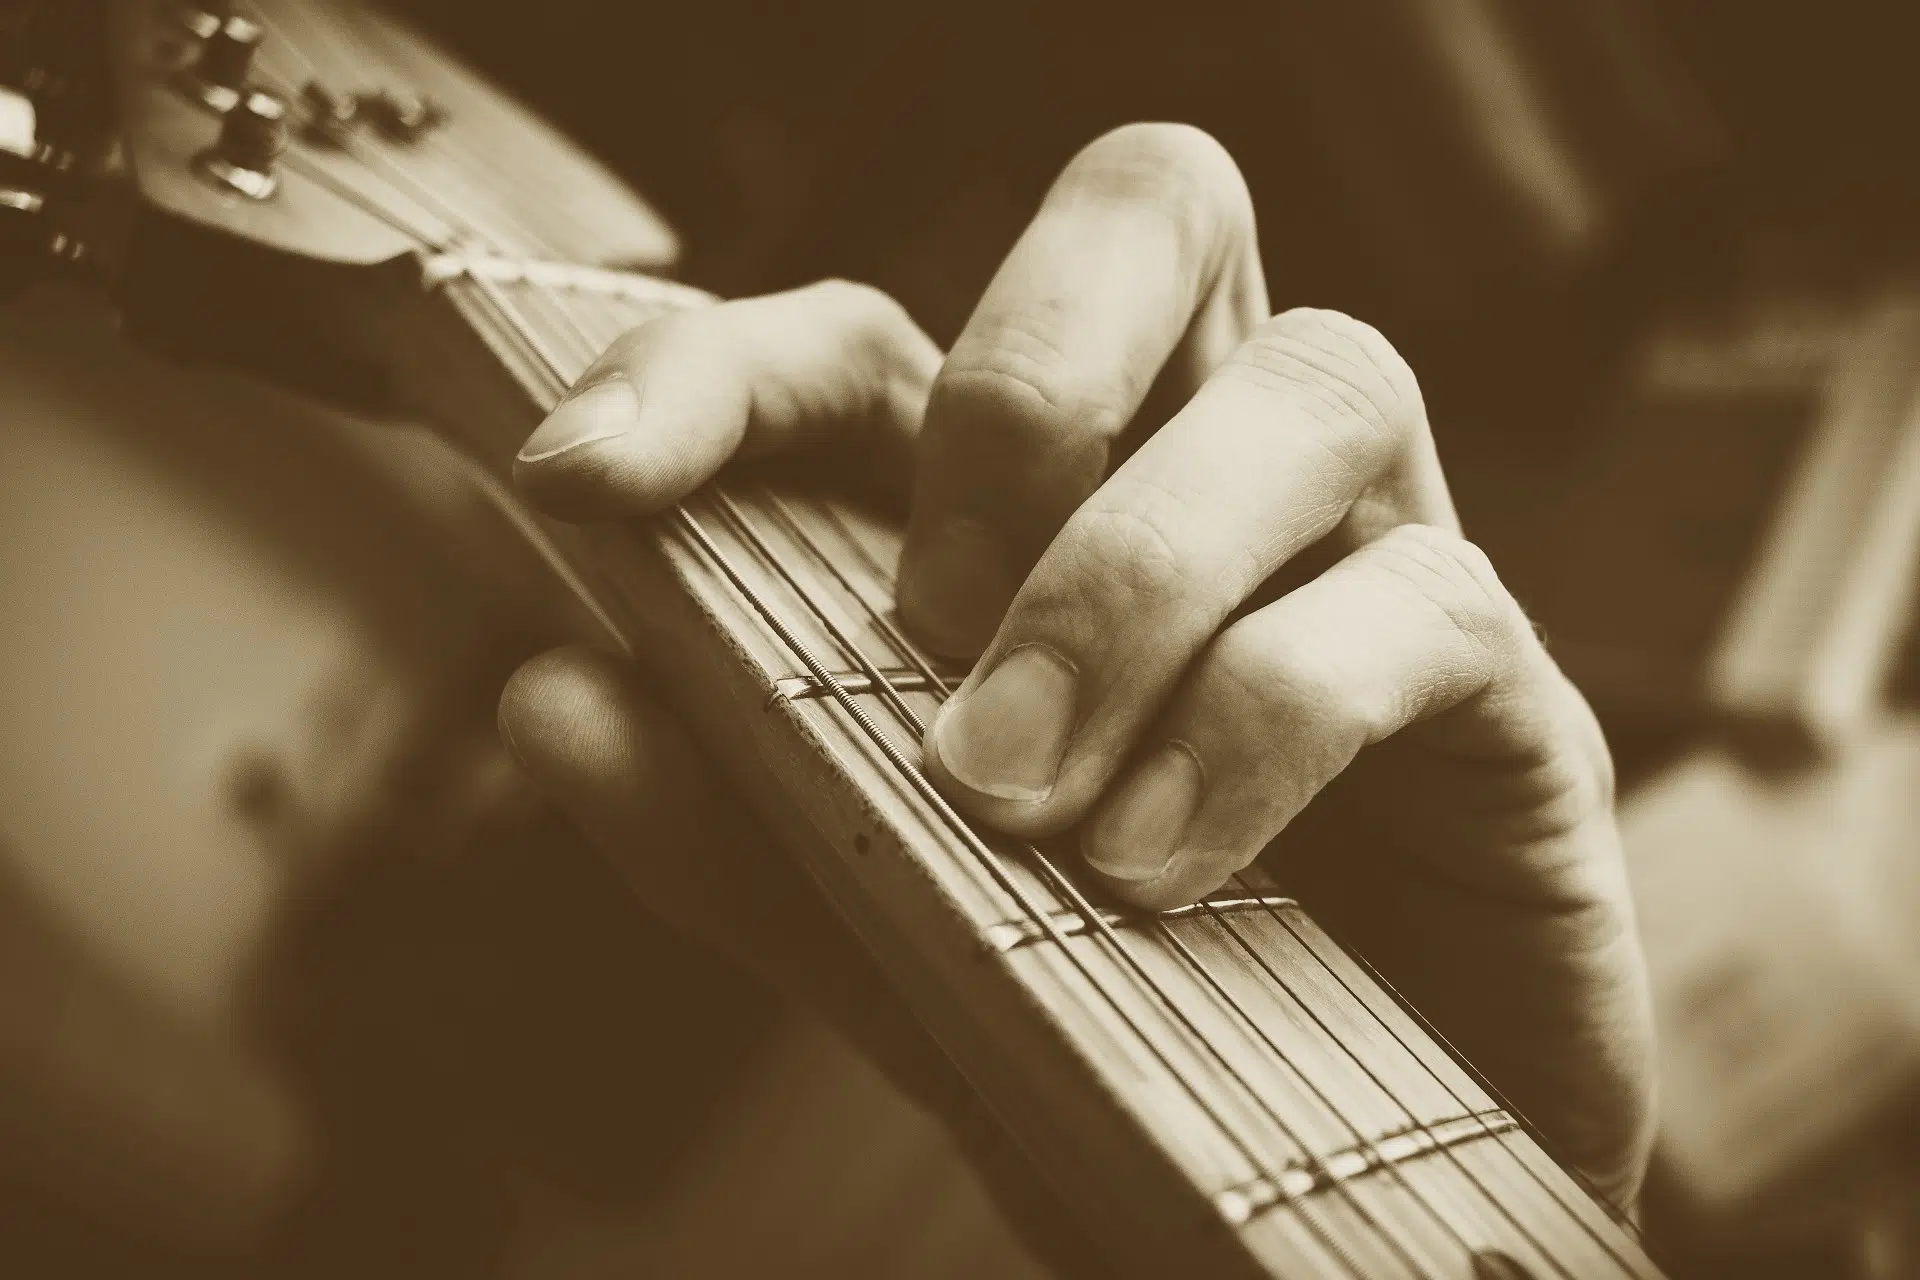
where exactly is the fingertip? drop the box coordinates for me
[497,646,628,780]
[518,378,641,464]
[919,708,1074,841]
[497,646,698,837]
[1088,852,1232,914]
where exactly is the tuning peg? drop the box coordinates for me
[196,88,287,199]
[177,11,263,113]
[299,81,357,148]
[356,89,446,143]
[0,92,86,297]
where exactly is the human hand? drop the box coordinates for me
[500,123,1655,1205]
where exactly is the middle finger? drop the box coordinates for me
[896,122,1269,657]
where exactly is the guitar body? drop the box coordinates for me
[2,3,1669,1275]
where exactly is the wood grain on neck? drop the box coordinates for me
[393,256,1664,1280]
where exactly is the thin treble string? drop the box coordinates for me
[1249,883,1650,1248]
[745,493,1495,1278]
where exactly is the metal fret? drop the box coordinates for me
[420,251,716,310]
[1216,1111,1521,1225]
[984,894,1302,952]
[768,667,946,706]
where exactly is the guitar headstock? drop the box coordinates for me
[3,0,682,399]
[102,0,679,269]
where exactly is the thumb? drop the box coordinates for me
[495,647,931,1056]
[499,647,817,978]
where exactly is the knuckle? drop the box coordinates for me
[1209,621,1378,753]
[936,314,1132,444]
[806,277,917,340]
[1055,123,1253,262]
[1058,494,1200,611]
[1227,308,1427,459]
[605,304,694,366]
[1368,524,1526,660]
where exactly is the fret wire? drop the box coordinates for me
[1263,888,1652,1250]
[1197,900,1578,1277]
[1149,914,1468,1275]
[986,893,1303,951]
[471,275,1380,1274]
[741,486,1447,1277]
[1232,889,1639,1274]
[711,491,929,743]
[767,489,955,693]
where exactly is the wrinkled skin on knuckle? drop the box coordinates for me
[1209,621,1377,774]
[937,309,1131,445]
[1228,309,1423,448]
[1043,494,1216,650]
[916,355,1119,550]
[1367,524,1524,671]
[807,278,940,433]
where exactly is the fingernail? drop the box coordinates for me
[932,643,1077,802]
[518,377,640,463]
[1084,741,1204,882]
[899,517,1021,658]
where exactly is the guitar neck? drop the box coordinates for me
[391,254,1664,1280]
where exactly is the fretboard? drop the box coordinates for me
[396,254,1667,1280]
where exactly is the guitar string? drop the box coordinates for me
[239,20,1374,1269]
[243,9,1638,1271]
[743,488,1608,1279]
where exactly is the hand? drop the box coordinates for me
[499,124,1656,1206]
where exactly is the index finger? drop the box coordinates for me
[896,123,1269,657]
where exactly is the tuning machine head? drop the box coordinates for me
[174,10,264,113]
[196,88,288,200]
[0,87,95,297]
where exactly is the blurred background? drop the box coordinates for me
[7,0,1920,1275]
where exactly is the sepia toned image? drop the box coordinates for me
[2,2,1917,1276]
